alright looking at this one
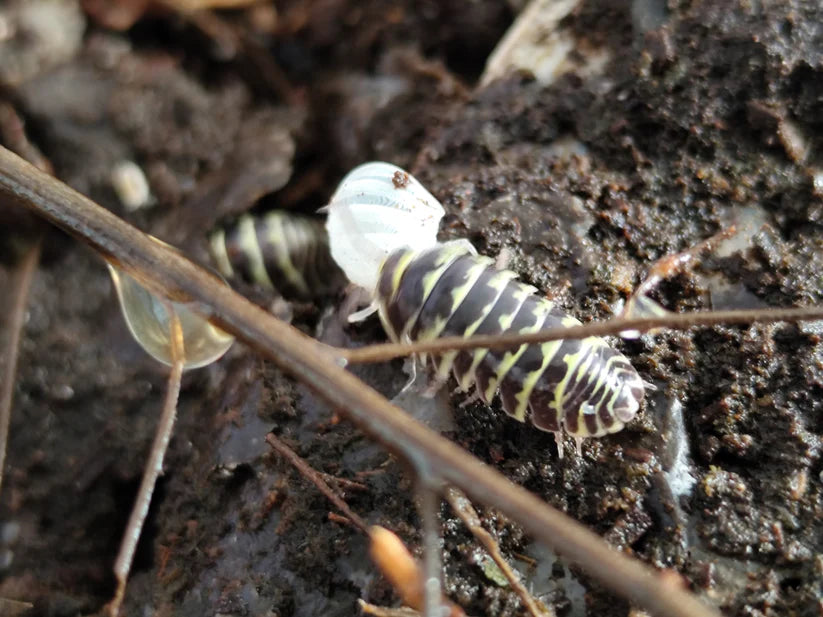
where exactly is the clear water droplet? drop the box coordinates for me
[107,259,234,370]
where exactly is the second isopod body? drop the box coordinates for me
[209,211,345,300]
[375,242,645,443]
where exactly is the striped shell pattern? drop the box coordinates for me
[375,241,646,443]
[210,211,345,300]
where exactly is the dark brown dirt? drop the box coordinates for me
[1,1,822,616]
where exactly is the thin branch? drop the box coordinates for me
[358,601,421,617]
[338,305,823,364]
[0,145,722,617]
[0,598,34,617]
[368,524,465,617]
[0,238,41,496]
[265,432,369,535]
[107,310,184,617]
[0,102,53,174]
[630,226,736,301]
[417,484,445,617]
[445,487,553,617]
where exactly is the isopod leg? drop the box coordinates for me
[398,356,449,399]
[399,357,419,394]
[554,432,564,460]
[421,374,448,399]
[347,300,378,323]
[457,386,485,408]
[494,247,513,270]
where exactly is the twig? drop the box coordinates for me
[630,226,736,302]
[0,102,53,174]
[337,305,823,365]
[0,145,722,617]
[265,432,369,534]
[0,100,49,499]
[106,310,184,617]
[358,601,421,617]
[0,598,34,617]
[0,238,40,496]
[417,484,445,617]
[479,0,579,88]
[368,525,465,617]
[327,512,358,528]
[318,472,369,493]
[445,487,553,617]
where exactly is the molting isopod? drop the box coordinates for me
[209,211,345,300]
[324,162,446,292]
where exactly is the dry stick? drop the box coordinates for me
[0,102,54,175]
[319,472,368,493]
[0,239,41,496]
[630,226,736,301]
[266,434,455,614]
[0,598,34,617]
[368,525,465,617]
[417,483,445,617]
[358,600,421,617]
[339,305,823,365]
[445,487,553,617]
[106,311,184,617]
[265,433,369,534]
[0,145,721,617]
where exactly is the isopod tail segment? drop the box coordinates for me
[374,241,646,458]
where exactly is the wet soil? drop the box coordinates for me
[1,1,822,616]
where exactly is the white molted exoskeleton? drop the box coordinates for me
[324,162,445,292]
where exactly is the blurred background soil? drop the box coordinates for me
[0,1,821,616]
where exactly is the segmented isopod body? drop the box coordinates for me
[209,211,345,300]
[376,242,645,445]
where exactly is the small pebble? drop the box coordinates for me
[110,160,153,211]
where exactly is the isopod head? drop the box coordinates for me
[325,162,445,292]
[613,378,646,424]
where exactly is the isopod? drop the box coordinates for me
[210,211,345,300]
[323,162,645,451]
[324,161,445,292]
[375,242,645,450]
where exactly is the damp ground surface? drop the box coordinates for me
[1,1,822,616]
